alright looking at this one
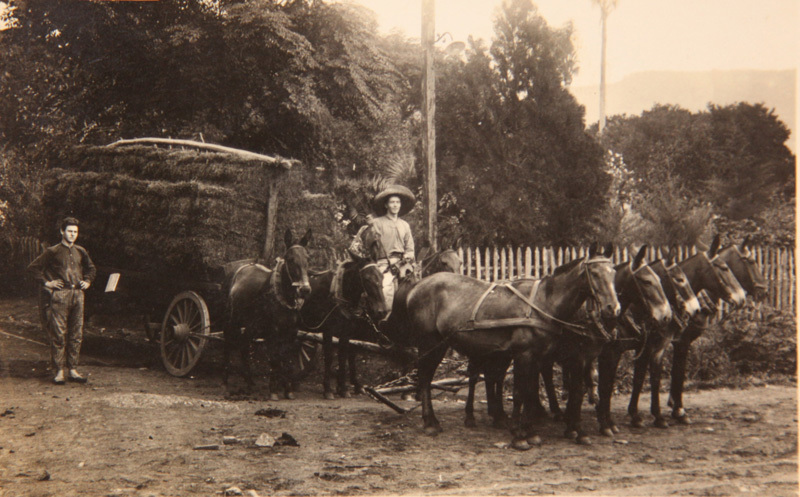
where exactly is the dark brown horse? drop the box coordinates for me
[533,245,673,444]
[300,255,388,399]
[667,236,760,424]
[223,229,313,400]
[393,243,620,450]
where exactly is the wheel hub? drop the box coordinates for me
[173,323,191,341]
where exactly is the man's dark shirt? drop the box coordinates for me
[27,242,97,288]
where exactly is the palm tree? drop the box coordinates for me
[593,0,618,133]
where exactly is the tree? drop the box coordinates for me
[599,102,795,245]
[0,0,413,233]
[433,0,608,245]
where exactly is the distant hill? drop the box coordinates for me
[570,69,797,152]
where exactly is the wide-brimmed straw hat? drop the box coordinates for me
[373,185,416,217]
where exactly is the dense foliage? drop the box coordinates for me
[597,103,795,246]
[431,1,609,245]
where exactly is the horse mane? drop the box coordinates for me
[552,257,582,276]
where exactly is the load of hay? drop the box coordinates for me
[42,140,297,282]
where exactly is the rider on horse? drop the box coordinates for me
[368,185,416,316]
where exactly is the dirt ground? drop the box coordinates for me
[0,297,797,497]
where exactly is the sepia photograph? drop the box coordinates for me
[0,0,796,495]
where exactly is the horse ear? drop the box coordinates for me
[417,246,431,262]
[284,228,294,249]
[633,244,648,270]
[453,235,464,250]
[588,241,600,257]
[708,234,721,257]
[299,228,313,247]
[603,242,614,258]
[741,235,751,252]
[666,246,677,266]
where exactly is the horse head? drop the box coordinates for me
[649,251,701,328]
[558,242,620,322]
[614,245,672,327]
[281,228,313,307]
[716,236,768,301]
[345,255,389,322]
[678,235,746,307]
[419,248,463,277]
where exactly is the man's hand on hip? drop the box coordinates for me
[45,280,64,290]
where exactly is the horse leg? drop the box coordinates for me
[628,348,648,428]
[348,339,364,395]
[541,359,562,421]
[669,323,702,424]
[650,348,669,428]
[322,331,335,400]
[510,354,538,451]
[564,358,591,445]
[283,340,296,400]
[585,362,599,405]
[464,360,479,428]
[337,335,351,398]
[486,358,510,429]
[418,341,447,436]
[596,346,621,436]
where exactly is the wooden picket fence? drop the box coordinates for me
[457,245,796,314]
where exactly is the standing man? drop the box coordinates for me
[28,217,96,384]
[370,185,416,313]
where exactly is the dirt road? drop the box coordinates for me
[0,298,797,496]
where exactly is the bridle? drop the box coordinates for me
[272,244,311,310]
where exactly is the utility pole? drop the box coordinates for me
[421,0,437,251]
[598,3,608,133]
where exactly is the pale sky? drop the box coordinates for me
[353,0,799,89]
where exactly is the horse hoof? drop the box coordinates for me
[424,426,441,437]
[611,424,621,434]
[672,414,692,425]
[401,393,416,402]
[630,418,644,428]
[324,392,335,400]
[511,440,532,451]
[492,419,508,430]
[285,392,295,400]
[576,435,592,446]
[338,391,351,399]
[353,387,365,396]
[600,427,614,437]
[564,429,578,440]
[269,393,280,401]
[526,435,542,446]
[654,418,669,429]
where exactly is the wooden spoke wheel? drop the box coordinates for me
[294,338,320,380]
[160,291,210,377]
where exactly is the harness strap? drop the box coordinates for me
[502,282,590,332]
[470,283,499,323]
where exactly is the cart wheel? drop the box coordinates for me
[293,338,320,380]
[160,291,210,377]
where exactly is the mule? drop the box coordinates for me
[593,247,703,436]
[223,228,312,399]
[667,236,759,424]
[533,245,673,443]
[300,255,388,399]
[392,243,620,450]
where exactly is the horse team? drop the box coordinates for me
[222,228,765,451]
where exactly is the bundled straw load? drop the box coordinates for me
[42,141,299,281]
